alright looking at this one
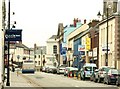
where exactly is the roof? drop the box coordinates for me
[49,35,57,39]
[34,46,46,54]
[15,43,29,50]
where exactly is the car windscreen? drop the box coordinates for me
[93,67,97,71]
[103,67,110,72]
[85,67,92,71]
[111,69,120,74]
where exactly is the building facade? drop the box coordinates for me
[46,35,58,67]
[99,13,120,69]
[67,21,89,68]
[34,44,46,70]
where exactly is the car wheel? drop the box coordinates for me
[103,78,106,84]
[83,74,85,80]
[116,80,119,86]
[93,77,97,82]
[90,76,92,81]
[106,79,110,85]
[98,77,101,83]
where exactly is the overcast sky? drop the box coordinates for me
[7,0,104,48]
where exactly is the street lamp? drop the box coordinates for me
[6,0,10,86]
[40,48,43,71]
[106,7,109,66]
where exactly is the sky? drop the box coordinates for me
[6,0,104,48]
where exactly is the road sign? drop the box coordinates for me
[102,49,110,51]
[5,29,22,41]
[102,46,110,51]
[17,55,20,59]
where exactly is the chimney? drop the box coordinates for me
[84,19,86,24]
[76,18,78,22]
[73,18,76,27]
[88,20,99,27]
[34,43,37,49]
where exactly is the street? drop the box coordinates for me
[4,71,119,89]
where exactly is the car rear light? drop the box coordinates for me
[109,74,114,77]
[116,75,119,78]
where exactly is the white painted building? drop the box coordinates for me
[46,35,59,67]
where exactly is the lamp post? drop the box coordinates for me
[6,0,10,86]
[106,7,109,66]
[40,48,43,71]
[105,5,111,66]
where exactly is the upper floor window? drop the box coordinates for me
[53,45,57,54]
[34,55,36,59]
[39,55,40,58]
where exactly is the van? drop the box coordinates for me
[80,63,97,80]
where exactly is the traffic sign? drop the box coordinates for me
[5,29,22,41]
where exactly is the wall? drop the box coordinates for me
[99,17,116,68]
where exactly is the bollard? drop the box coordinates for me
[69,71,73,78]
[74,72,77,79]
[78,74,81,80]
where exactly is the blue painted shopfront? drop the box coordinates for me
[73,39,85,70]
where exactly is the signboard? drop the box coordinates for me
[78,45,85,51]
[88,51,93,57]
[5,29,22,41]
[86,37,91,50]
[79,51,85,55]
[93,48,97,57]
[61,42,67,55]
[102,46,110,51]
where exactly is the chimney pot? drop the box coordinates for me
[73,18,76,27]
[84,19,86,24]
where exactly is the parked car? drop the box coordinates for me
[79,63,97,80]
[46,65,57,74]
[42,66,47,72]
[90,69,99,81]
[103,69,120,85]
[116,74,120,86]
[94,66,112,83]
[57,65,66,74]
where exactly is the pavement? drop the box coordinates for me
[4,70,34,87]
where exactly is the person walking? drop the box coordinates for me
[17,68,19,76]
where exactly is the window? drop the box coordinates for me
[39,61,40,65]
[53,45,57,54]
[39,55,40,58]
[34,55,36,59]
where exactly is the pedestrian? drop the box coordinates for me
[17,69,19,76]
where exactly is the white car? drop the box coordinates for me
[57,65,66,74]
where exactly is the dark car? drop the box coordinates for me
[103,69,120,85]
[116,74,120,86]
